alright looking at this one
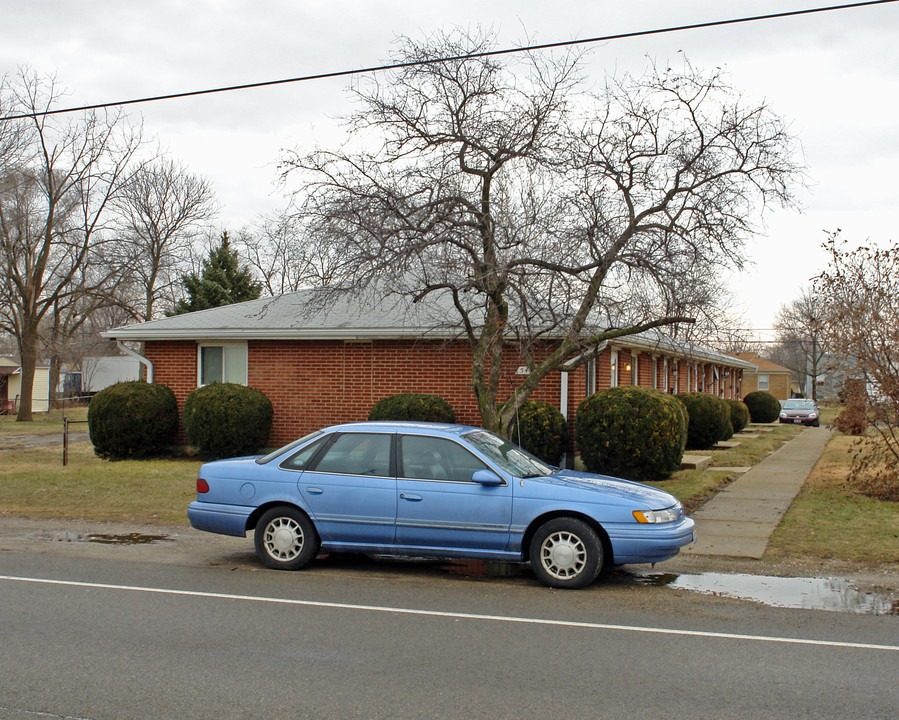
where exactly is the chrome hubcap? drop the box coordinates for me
[540,531,587,579]
[263,517,304,561]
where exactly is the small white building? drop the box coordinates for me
[0,356,50,414]
[62,356,141,395]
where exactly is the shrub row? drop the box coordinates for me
[89,381,272,460]
[88,383,774,478]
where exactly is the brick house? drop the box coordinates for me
[734,352,794,402]
[103,289,754,448]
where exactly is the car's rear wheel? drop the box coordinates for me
[529,517,603,589]
[254,506,320,571]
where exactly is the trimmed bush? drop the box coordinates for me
[727,399,751,434]
[677,392,732,450]
[743,390,781,423]
[183,382,273,458]
[509,399,568,465]
[88,381,178,459]
[368,393,455,423]
[575,386,688,482]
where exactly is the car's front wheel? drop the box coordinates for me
[529,517,604,589]
[254,506,320,571]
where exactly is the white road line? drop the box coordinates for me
[2,574,897,653]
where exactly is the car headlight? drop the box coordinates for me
[808,412,818,419]
[633,506,680,524]
[779,411,787,417]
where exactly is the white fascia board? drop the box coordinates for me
[101,327,457,342]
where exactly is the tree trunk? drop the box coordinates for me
[15,326,39,422]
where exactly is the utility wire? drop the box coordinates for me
[2,0,897,121]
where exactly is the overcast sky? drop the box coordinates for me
[3,0,898,339]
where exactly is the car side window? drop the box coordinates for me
[309,433,392,477]
[279,435,330,472]
[400,435,488,483]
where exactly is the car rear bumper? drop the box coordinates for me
[188,501,253,537]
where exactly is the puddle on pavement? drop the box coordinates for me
[323,555,896,615]
[36,531,171,545]
[85,532,171,545]
[626,570,899,616]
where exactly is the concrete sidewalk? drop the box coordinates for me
[684,426,833,559]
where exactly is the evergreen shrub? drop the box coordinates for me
[509,399,568,464]
[677,392,732,450]
[742,390,781,423]
[575,386,688,482]
[183,382,273,458]
[727,399,751,434]
[368,393,456,423]
[88,381,178,459]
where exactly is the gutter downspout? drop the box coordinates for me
[116,339,153,384]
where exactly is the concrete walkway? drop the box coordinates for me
[684,426,833,559]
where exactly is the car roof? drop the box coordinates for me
[322,421,483,437]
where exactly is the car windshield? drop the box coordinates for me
[783,400,815,410]
[256,431,323,464]
[461,430,554,478]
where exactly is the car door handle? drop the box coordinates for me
[400,493,422,501]
[306,486,324,495]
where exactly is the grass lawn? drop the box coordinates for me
[768,433,899,564]
[0,442,200,525]
[0,406,89,435]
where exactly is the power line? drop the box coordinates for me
[2,0,896,122]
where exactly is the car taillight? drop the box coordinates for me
[197,478,210,493]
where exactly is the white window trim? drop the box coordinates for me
[610,349,619,388]
[197,342,248,386]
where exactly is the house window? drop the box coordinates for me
[198,343,248,385]
[758,374,769,391]
[586,359,596,396]
[610,350,619,388]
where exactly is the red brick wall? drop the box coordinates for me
[145,338,748,446]
[147,338,564,446]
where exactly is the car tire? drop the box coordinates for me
[529,517,604,589]
[254,506,320,571]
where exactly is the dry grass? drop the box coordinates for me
[768,433,899,563]
[0,406,89,435]
[0,442,199,525]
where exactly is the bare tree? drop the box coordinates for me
[772,287,828,401]
[0,69,142,420]
[112,158,218,320]
[817,230,899,500]
[236,212,358,296]
[281,30,802,434]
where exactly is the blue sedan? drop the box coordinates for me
[188,421,695,589]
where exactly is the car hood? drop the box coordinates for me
[527,469,679,508]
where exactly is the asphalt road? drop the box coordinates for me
[1,534,897,720]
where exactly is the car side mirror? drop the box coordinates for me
[472,469,504,485]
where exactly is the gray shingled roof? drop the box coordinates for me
[103,287,754,370]
[103,288,460,341]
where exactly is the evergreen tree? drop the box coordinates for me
[170,232,261,315]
